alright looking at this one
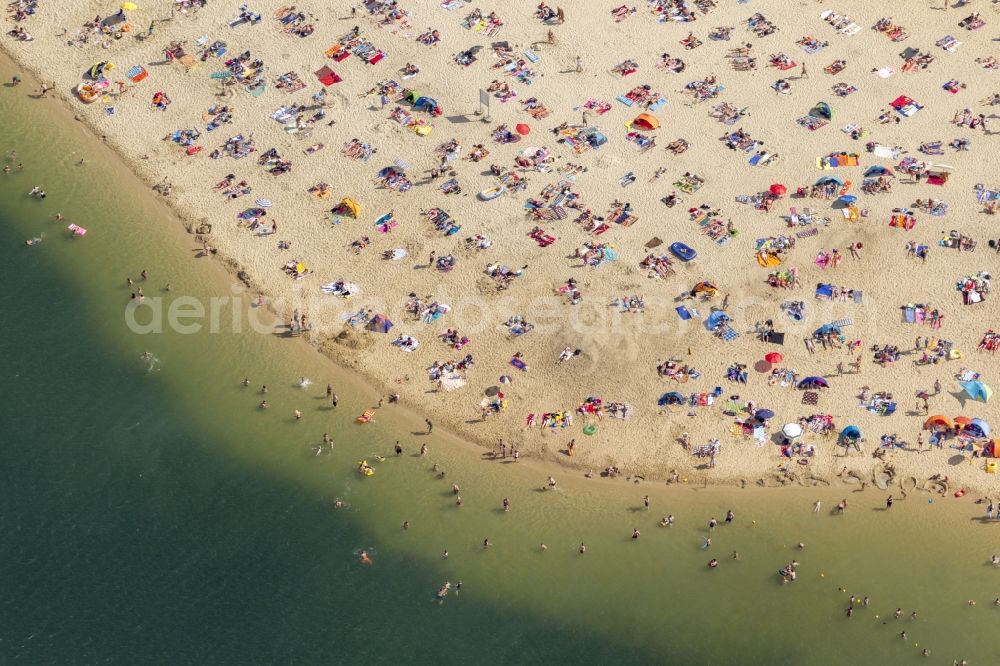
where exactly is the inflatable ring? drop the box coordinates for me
[122,23,131,33]
[114,31,123,39]
[583,424,598,436]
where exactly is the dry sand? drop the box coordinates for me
[4,0,1000,492]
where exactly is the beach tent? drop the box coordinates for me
[587,131,608,148]
[814,323,841,336]
[841,425,861,440]
[89,61,115,79]
[658,391,685,406]
[368,314,394,333]
[314,66,341,86]
[691,281,718,295]
[960,380,992,403]
[864,165,893,177]
[404,90,421,104]
[414,96,437,109]
[811,101,832,119]
[797,376,828,389]
[923,415,952,429]
[632,113,660,131]
[333,197,361,218]
[815,176,843,186]
[965,419,990,437]
[705,310,729,330]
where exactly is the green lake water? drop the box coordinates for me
[1,64,998,665]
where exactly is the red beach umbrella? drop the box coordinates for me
[769,183,787,196]
[515,123,531,136]
[764,352,783,364]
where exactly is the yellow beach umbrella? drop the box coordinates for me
[121,2,138,10]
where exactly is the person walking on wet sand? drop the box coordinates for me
[425,418,433,433]
[799,63,808,79]
[885,495,893,509]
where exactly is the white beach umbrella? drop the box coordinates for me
[782,423,803,439]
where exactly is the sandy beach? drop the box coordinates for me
[4,0,1000,492]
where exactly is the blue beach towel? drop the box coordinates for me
[675,306,692,320]
[524,50,540,63]
[616,95,635,106]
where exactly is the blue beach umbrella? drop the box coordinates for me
[755,408,775,420]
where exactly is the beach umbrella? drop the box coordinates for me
[953,416,973,426]
[815,176,844,187]
[121,2,138,9]
[841,425,861,440]
[967,419,990,437]
[960,380,992,403]
[838,194,857,204]
[515,123,531,136]
[499,375,511,384]
[393,158,410,170]
[645,237,663,248]
[755,409,775,421]
[255,198,272,208]
[764,352,783,364]
[923,415,952,429]
[782,423,803,439]
[769,183,787,196]
[798,376,829,389]
[484,386,500,397]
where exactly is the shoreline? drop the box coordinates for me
[3,2,998,495]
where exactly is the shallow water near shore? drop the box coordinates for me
[1,67,999,665]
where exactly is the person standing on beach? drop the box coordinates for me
[643,495,650,510]
[885,495,893,510]
[425,418,433,433]
[575,56,583,73]
[331,393,339,407]
[799,63,808,79]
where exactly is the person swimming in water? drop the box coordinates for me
[708,558,718,568]
[358,550,373,565]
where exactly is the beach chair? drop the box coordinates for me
[357,409,376,423]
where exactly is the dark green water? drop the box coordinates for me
[1,63,998,666]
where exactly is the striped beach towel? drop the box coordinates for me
[831,318,853,328]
